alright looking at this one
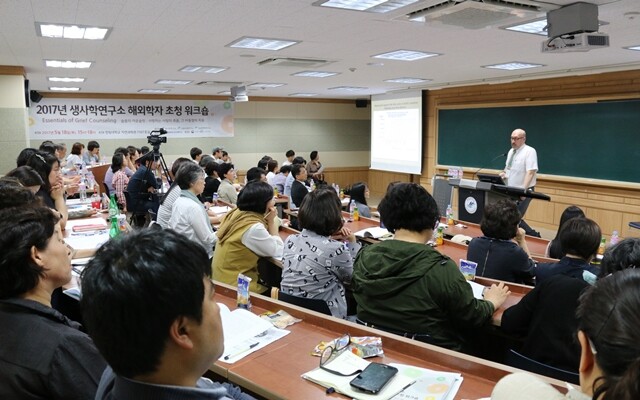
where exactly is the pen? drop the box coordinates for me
[223,342,259,360]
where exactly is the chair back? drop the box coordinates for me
[123,190,147,227]
[505,349,579,384]
[274,288,332,316]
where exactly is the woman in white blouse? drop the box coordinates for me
[168,163,217,258]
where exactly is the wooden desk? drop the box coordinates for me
[441,217,551,258]
[211,282,563,400]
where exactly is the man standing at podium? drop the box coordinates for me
[500,128,540,236]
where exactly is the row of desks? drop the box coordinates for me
[210,282,561,400]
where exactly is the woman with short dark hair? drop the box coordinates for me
[353,183,509,351]
[217,163,238,204]
[546,205,585,259]
[0,206,105,399]
[66,142,84,169]
[212,181,283,294]
[466,199,535,284]
[306,150,324,182]
[169,163,216,258]
[281,188,360,319]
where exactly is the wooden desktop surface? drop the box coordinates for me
[211,282,560,400]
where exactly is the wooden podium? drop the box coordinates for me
[450,178,550,223]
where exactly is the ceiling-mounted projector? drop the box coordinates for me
[230,85,248,102]
[541,32,609,53]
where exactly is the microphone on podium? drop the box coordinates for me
[472,152,508,180]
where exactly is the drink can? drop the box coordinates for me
[117,214,127,232]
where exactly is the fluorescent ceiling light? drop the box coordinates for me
[48,77,85,83]
[155,79,192,85]
[314,0,419,13]
[373,50,440,61]
[384,77,430,84]
[505,19,548,36]
[45,60,92,69]
[138,89,170,93]
[625,45,640,51]
[504,18,608,36]
[289,93,319,97]
[49,87,80,91]
[179,66,228,73]
[292,71,339,78]
[227,37,299,51]
[483,62,544,70]
[329,86,367,91]
[218,90,232,95]
[37,23,110,40]
[248,83,285,88]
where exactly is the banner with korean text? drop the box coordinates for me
[28,98,234,140]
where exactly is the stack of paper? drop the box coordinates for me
[217,303,289,363]
[389,364,462,400]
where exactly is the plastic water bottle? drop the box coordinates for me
[597,236,606,256]
[101,193,110,210]
[335,184,340,196]
[610,230,620,246]
[446,204,454,225]
[349,200,356,220]
[108,194,120,238]
[353,204,360,221]
[79,179,87,203]
[436,226,444,246]
[212,192,219,205]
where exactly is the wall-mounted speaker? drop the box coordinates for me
[355,99,368,108]
[30,90,43,104]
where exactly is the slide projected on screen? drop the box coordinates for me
[370,90,422,174]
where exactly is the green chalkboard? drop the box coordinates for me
[437,100,640,183]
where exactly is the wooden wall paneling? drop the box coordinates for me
[427,69,640,239]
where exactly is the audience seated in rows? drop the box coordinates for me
[0,206,106,399]
[352,182,509,352]
[190,146,203,162]
[169,163,217,259]
[80,229,254,400]
[546,206,586,259]
[493,265,640,400]
[500,217,603,373]
[281,188,360,319]
[466,199,535,285]
[217,163,238,205]
[212,181,284,294]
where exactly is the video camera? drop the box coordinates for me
[147,128,168,149]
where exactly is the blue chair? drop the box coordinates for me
[505,349,579,384]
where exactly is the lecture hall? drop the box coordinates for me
[1,1,640,399]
